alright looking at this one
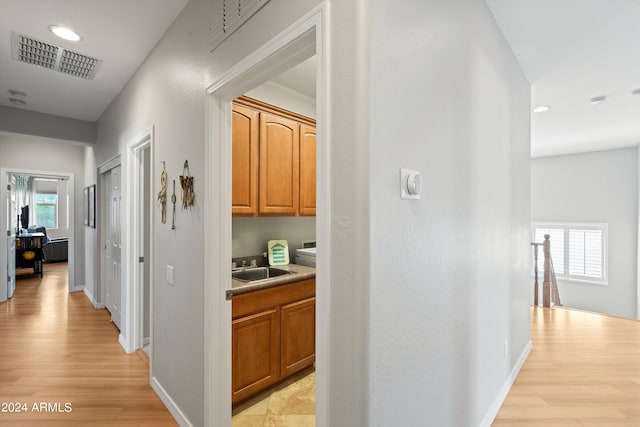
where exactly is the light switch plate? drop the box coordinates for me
[166,265,174,286]
[400,168,421,200]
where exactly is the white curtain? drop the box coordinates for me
[14,175,31,228]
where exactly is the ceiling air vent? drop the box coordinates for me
[11,32,102,80]
[210,0,271,52]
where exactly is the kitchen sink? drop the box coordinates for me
[232,266,292,282]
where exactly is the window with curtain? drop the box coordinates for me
[531,222,607,285]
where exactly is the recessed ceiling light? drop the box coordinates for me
[9,98,26,106]
[532,105,550,113]
[9,89,26,98]
[590,95,607,105]
[48,25,81,42]
[631,88,640,96]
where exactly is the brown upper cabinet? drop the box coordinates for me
[259,112,299,215]
[232,97,316,217]
[232,104,259,215]
[299,125,317,216]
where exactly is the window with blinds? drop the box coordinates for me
[210,0,271,52]
[531,223,607,285]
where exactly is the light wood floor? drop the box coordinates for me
[493,306,640,426]
[0,263,177,426]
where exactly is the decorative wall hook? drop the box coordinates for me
[157,161,168,224]
[171,179,177,230]
[180,160,195,209]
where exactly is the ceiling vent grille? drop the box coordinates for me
[210,0,271,52]
[11,32,102,80]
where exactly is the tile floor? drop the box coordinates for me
[232,368,316,427]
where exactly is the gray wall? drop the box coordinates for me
[320,0,532,425]
[89,0,322,425]
[0,134,85,287]
[83,147,98,305]
[85,0,530,424]
[0,106,96,144]
[532,147,638,318]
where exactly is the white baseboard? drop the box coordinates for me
[151,376,193,427]
[83,287,105,309]
[118,333,134,354]
[479,339,532,427]
[69,285,84,293]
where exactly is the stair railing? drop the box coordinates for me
[530,234,562,308]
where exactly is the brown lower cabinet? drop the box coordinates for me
[231,279,315,404]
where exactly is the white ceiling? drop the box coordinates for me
[0,0,188,122]
[487,0,640,157]
[3,1,637,158]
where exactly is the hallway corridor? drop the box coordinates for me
[0,263,176,426]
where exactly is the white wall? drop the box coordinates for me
[366,0,531,425]
[0,133,85,288]
[90,0,322,425]
[531,147,638,318]
[245,80,316,119]
[232,216,316,260]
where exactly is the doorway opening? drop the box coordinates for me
[230,57,318,421]
[127,130,154,357]
[1,168,76,303]
[204,5,328,427]
[96,129,154,356]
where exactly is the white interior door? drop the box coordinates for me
[105,166,122,329]
[6,174,16,298]
[142,147,151,350]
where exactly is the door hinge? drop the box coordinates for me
[6,184,10,191]
[6,230,10,237]
[7,275,10,283]
[139,256,144,263]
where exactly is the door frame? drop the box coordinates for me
[1,167,76,302]
[125,127,155,354]
[97,155,122,309]
[204,5,330,426]
[97,155,122,337]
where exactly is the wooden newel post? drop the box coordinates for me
[531,242,541,306]
[542,234,551,308]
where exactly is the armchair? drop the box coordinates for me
[27,226,69,263]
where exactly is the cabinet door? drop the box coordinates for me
[280,297,315,377]
[232,104,259,215]
[232,308,280,404]
[299,125,316,216]
[259,113,299,215]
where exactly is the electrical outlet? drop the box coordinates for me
[167,265,174,286]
